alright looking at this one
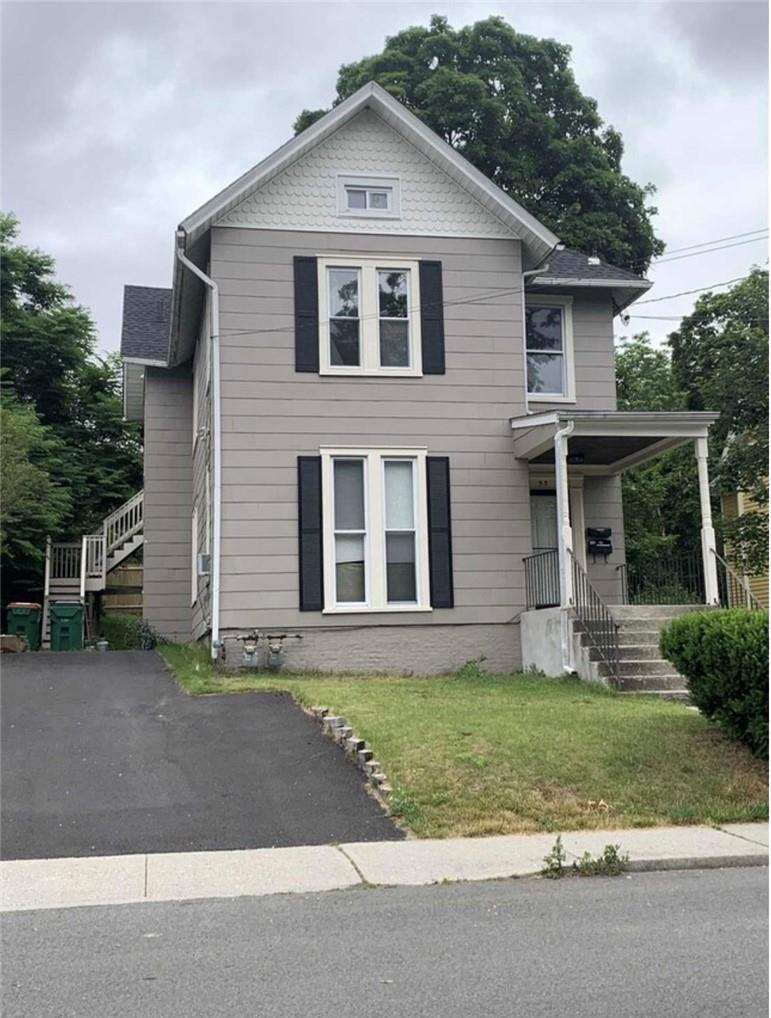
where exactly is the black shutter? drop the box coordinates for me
[426,456,454,608]
[419,261,445,375]
[298,456,323,610]
[294,256,319,373]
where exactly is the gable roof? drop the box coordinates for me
[120,285,172,363]
[178,81,559,265]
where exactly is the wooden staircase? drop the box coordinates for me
[42,491,144,648]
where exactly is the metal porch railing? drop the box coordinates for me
[569,550,621,685]
[616,550,705,606]
[524,549,560,609]
[713,549,764,610]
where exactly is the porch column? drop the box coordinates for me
[695,437,719,604]
[555,424,574,607]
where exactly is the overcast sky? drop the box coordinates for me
[2,1,768,354]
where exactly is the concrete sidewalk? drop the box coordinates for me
[2,822,767,912]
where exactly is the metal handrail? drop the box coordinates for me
[523,549,560,609]
[569,550,620,685]
[712,549,763,611]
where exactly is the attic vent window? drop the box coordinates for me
[337,175,401,219]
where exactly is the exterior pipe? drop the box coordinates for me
[520,250,556,415]
[554,418,576,674]
[175,229,222,661]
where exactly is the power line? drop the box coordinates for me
[653,235,768,266]
[654,228,768,258]
[635,275,752,305]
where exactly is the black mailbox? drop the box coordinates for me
[587,527,613,560]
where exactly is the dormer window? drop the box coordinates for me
[337,175,401,219]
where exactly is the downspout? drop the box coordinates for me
[175,229,222,662]
[520,249,556,415]
[554,418,576,674]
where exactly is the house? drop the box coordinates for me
[116,81,746,687]
[720,488,769,608]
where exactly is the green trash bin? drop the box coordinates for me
[6,602,42,651]
[49,601,84,652]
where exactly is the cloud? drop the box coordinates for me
[1,1,767,352]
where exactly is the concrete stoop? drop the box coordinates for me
[607,605,705,697]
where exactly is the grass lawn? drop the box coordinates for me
[159,644,768,839]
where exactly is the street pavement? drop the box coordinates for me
[2,867,767,1017]
[1,651,400,860]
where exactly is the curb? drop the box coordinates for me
[2,823,767,913]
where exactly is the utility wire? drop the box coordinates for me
[635,275,752,305]
[653,227,768,258]
[652,235,768,266]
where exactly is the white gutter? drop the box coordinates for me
[175,229,222,661]
[554,418,576,675]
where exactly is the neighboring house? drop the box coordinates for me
[720,489,769,608]
[119,81,739,685]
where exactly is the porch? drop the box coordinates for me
[511,410,762,690]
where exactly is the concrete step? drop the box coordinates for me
[619,658,682,677]
[610,605,710,621]
[618,630,662,646]
[616,674,688,692]
[619,644,663,660]
[619,689,691,701]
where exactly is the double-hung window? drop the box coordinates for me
[525,296,575,401]
[321,448,430,613]
[319,257,422,376]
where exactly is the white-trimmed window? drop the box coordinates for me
[318,257,422,376]
[525,296,575,402]
[321,448,431,613]
[337,175,401,219]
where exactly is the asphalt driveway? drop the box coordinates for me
[1,651,401,860]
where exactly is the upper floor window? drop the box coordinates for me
[318,257,422,376]
[525,296,575,402]
[336,175,401,219]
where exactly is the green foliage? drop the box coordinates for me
[542,834,567,878]
[98,613,167,651]
[574,844,629,877]
[670,269,769,572]
[0,395,72,584]
[543,836,629,877]
[615,334,700,565]
[0,213,143,594]
[660,609,769,756]
[294,14,663,272]
[456,656,490,680]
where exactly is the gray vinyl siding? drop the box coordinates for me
[191,295,212,639]
[211,226,529,634]
[143,365,194,640]
[583,475,626,603]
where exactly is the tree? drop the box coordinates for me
[0,213,143,592]
[615,334,700,565]
[294,15,664,272]
[0,395,71,593]
[669,268,769,572]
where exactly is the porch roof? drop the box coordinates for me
[510,410,720,473]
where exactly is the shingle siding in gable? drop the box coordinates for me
[216,109,512,239]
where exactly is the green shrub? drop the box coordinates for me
[98,613,165,651]
[660,609,769,756]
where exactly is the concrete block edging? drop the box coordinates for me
[310,705,395,803]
